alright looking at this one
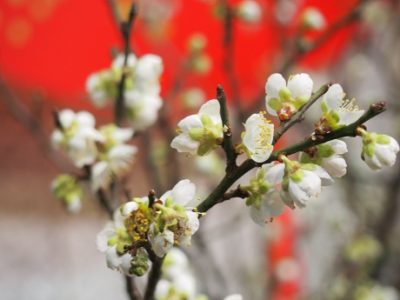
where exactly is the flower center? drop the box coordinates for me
[339,98,360,112]
[124,209,150,243]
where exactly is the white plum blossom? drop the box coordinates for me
[91,125,137,191]
[86,53,163,130]
[96,209,135,275]
[300,140,348,178]
[360,130,399,170]
[244,163,285,225]
[51,109,104,168]
[237,0,262,23]
[265,73,313,120]
[242,112,274,163]
[320,83,364,130]
[301,7,326,30]
[96,198,151,276]
[171,99,223,156]
[267,157,332,209]
[149,179,200,257]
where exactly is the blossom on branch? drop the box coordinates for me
[360,130,399,170]
[171,100,223,156]
[301,7,326,30]
[149,179,200,257]
[265,73,313,121]
[242,112,274,163]
[320,83,364,130]
[86,53,163,130]
[91,125,137,191]
[244,164,285,225]
[51,174,83,213]
[51,109,103,168]
[236,0,262,23]
[300,140,348,178]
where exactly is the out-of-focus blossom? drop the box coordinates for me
[236,0,262,23]
[91,125,137,191]
[301,7,326,30]
[51,109,103,168]
[171,100,223,156]
[51,174,83,213]
[86,53,163,130]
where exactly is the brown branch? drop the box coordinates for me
[217,85,237,173]
[221,1,245,122]
[125,276,142,300]
[144,256,164,300]
[115,3,137,125]
[222,185,249,200]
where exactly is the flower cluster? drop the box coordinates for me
[171,72,399,225]
[96,180,199,276]
[51,109,137,211]
[86,53,163,130]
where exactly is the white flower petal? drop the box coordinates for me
[177,115,203,133]
[287,73,313,100]
[58,109,75,128]
[198,99,221,124]
[326,139,348,155]
[265,73,286,99]
[325,83,344,110]
[264,163,285,186]
[171,134,200,155]
[171,179,196,206]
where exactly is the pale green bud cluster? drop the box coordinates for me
[131,248,150,276]
[344,234,382,266]
[51,174,83,213]
[187,34,212,74]
[361,131,391,158]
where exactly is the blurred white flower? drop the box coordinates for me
[86,53,163,130]
[301,7,326,30]
[242,112,274,163]
[91,125,137,191]
[361,131,399,170]
[237,0,262,23]
[265,73,313,120]
[51,109,103,168]
[171,100,223,156]
[51,174,83,213]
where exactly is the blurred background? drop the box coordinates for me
[1,0,400,299]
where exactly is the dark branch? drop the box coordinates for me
[125,276,142,300]
[217,85,237,173]
[144,256,164,300]
[114,3,137,125]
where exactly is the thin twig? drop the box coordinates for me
[221,2,245,122]
[115,3,137,125]
[217,85,237,173]
[96,189,114,218]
